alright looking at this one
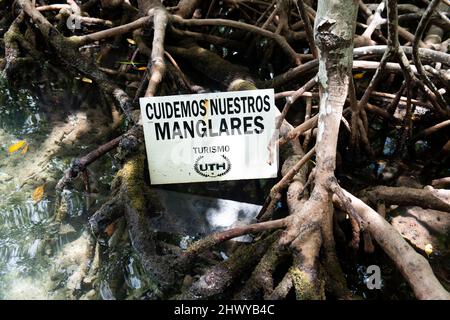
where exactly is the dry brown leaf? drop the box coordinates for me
[424,243,433,256]
[105,222,116,237]
[32,185,45,203]
[81,77,93,84]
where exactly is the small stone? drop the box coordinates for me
[182,275,193,290]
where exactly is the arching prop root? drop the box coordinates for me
[177,0,450,300]
[56,126,143,193]
[90,152,185,298]
[2,0,450,300]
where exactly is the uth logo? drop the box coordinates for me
[194,154,231,178]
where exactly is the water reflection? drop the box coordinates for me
[0,78,150,300]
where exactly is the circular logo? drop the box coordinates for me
[194,154,231,178]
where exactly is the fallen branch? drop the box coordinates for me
[258,147,315,221]
[182,218,288,260]
[334,188,450,300]
[56,126,142,191]
[366,185,450,213]
[71,16,150,46]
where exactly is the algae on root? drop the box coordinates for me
[114,154,147,214]
[290,266,325,300]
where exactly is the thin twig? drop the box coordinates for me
[258,147,316,221]
[412,0,448,112]
[170,15,300,65]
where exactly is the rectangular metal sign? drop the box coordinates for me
[139,89,278,184]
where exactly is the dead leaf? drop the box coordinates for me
[105,222,116,237]
[81,77,93,84]
[353,72,365,80]
[8,140,27,154]
[126,38,136,45]
[136,66,147,71]
[32,185,45,203]
[424,243,433,256]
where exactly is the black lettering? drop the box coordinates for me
[233,97,241,113]
[200,99,207,116]
[173,101,181,118]
[230,117,242,135]
[226,97,233,115]
[210,98,220,116]
[216,163,226,170]
[165,102,173,118]
[263,94,271,112]
[172,122,183,139]
[243,116,253,134]
[240,96,248,113]
[208,119,219,137]
[255,96,263,112]
[254,116,264,133]
[145,103,153,120]
[192,100,199,116]
[219,118,230,135]
[155,122,170,140]
[154,102,162,119]
[248,96,256,113]
[181,100,191,118]
[220,98,227,114]
[184,120,195,138]
[196,120,207,137]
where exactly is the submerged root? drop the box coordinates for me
[2,0,449,300]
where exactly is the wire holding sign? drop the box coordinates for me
[139,89,278,184]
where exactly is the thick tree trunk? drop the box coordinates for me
[277,0,359,298]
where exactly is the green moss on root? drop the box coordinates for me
[290,267,325,300]
[115,155,147,213]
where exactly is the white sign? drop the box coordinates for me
[139,89,278,184]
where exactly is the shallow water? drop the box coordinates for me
[1,76,441,300]
[0,78,397,300]
[0,78,151,299]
